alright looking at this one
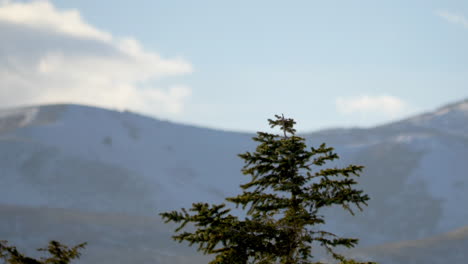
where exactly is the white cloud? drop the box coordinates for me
[0,0,193,115]
[0,1,112,42]
[436,10,468,29]
[335,95,407,118]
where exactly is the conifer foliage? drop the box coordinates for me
[0,240,86,264]
[161,115,376,264]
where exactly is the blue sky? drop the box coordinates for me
[1,0,467,132]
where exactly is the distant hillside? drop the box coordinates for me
[304,99,468,246]
[0,204,211,264]
[0,104,254,213]
[345,225,468,264]
[1,99,467,263]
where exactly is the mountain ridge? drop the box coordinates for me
[2,97,467,135]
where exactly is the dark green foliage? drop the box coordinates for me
[0,240,86,264]
[161,115,377,264]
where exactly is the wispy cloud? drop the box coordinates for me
[335,95,408,118]
[0,1,193,115]
[436,10,468,29]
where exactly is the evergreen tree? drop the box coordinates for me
[161,115,376,264]
[0,240,86,264]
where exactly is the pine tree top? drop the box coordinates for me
[161,115,376,264]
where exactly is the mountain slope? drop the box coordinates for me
[1,99,467,263]
[345,225,468,264]
[0,204,211,264]
[0,104,255,213]
[304,99,468,245]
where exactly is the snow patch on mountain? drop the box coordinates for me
[0,106,38,134]
[404,98,468,137]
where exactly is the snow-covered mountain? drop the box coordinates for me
[305,99,468,246]
[0,104,255,213]
[1,99,467,263]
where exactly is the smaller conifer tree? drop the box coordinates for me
[0,240,86,264]
[161,115,376,264]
